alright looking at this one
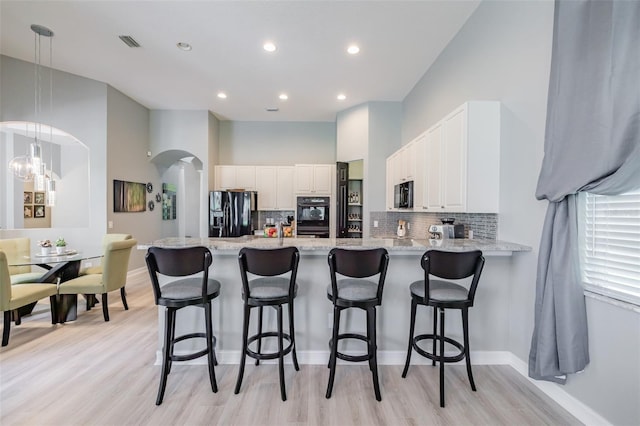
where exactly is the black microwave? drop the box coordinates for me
[394,181,414,209]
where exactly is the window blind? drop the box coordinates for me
[582,190,640,305]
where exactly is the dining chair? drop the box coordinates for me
[0,250,58,346]
[58,239,136,321]
[401,249,485,407]
[0,238,46,284]
[79,233,132,275]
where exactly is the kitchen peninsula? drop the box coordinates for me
[141,236,530,364]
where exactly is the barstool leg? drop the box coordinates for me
[288,300,300,371]
[234,304,251,394]
[462,308,476,391]
[156,307,173,405]
[326,306,341,399]
[204,301,218,393]
[402,299,418,378]
[277,304,287,401]
[255,306,263,366]
[167,308,176,374]
[369,307,382,402]
[439,307,445,408]
[432,307,437,367]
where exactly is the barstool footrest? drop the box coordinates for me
[329,333,374,363]
[169,332,217,362]
[412,333,465,363]
[246,331,293,360]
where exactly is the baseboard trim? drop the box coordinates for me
[152,349,609,425]
[506,354,610,426]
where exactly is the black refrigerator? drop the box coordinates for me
[336,162,349,237]
[209,191,258,237]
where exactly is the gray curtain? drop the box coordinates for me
[530,0,640,383]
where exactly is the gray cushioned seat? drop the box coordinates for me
[248,277,297,299]
[327,278,378,301]
[409,279,468,302]
[161,277,221,300]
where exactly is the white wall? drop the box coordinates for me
[402,1,639,424]
[219,121,336,165]
[336,103,369,162]
[0,55,107,252]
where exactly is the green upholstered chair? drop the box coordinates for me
[58,239,136,322]
[80,233,133,275]
[0,250,58,346]
[0,238,45,284]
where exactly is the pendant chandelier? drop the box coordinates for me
[8,24,56,205]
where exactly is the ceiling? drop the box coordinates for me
[0,1,480,122]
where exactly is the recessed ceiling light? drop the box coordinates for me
[217,92,227,99]
[263,41,277,52]
[337,94,347,101]
[347,45,360,55]
[279,93,288,100]
[176,42,192,51]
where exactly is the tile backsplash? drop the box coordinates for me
[369,211,497,240]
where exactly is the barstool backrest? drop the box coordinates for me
[328,248,389,302]
[421,250,485,302]
[146,246,213,303]
[238,247,300,298]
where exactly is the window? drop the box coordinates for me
[581,190,640,305]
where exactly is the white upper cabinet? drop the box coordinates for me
[275,167,295,210]
[423,123,443,210]
[255,166,295,210]
[294,164,333,194]
[386,156,395,210]
[214,165,256,190]
[420,101,500,213]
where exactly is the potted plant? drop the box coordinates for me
[38,239,52,255]
[55,237,67,254]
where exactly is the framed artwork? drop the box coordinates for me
[23,191,33,204]
[34,205,45,218]
[24,205,33,218]
[113,180,146,212]
[162,183,177,220]
[34,192,46,205]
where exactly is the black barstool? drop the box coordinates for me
[145,246,221,405]
[401,249,485,407]
[326,247,389,401]
[234,246,300,401]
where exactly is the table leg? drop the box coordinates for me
[57,294,78,323]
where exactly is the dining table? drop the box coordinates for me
[8,249,102,322]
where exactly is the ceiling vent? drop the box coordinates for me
[266,107,279,112]
[118,35,141,48]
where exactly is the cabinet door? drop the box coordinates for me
[424,123,443,210]
[294,165,314,193]
[276,167,295,210]
[235,166,256,191]
[392,152,403,185]
[442,107,467,211]
[402,142,417,182]
[386,156,395,210]
[215,165,236,190]
[255,167,277,210]
[312,164,332,194]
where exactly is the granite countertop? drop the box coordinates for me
[140,236,531,255]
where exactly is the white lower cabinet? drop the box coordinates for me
[255,166,295,211]
[421,101,500,213]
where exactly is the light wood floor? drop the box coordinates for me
[0,271,581,426]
